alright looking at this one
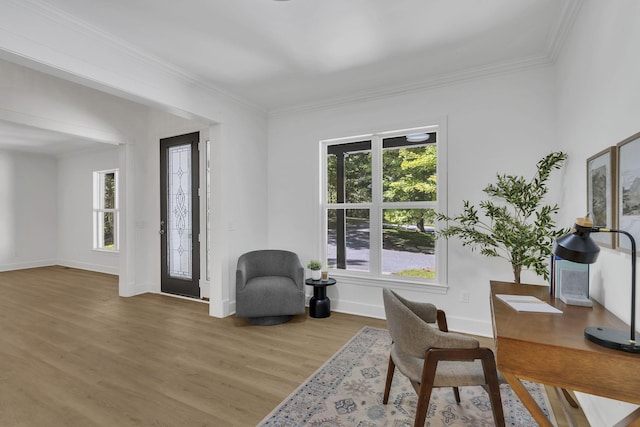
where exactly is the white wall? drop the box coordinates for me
[268,66,560,336]
[0,150,57,271]
[57,147,120,274]
[206,108,269,316]
[556,1,640,425]
[0,57,268,311]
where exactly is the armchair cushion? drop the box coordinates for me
[391,346,493,387]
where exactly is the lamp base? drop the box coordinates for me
[584,326,640,353]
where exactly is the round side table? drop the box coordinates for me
[305,278,336,318]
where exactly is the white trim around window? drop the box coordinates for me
[93,169,119,252]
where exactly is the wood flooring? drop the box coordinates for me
[0,266,588,426]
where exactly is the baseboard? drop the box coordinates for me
[331,299,386,320]
[445,315,494,338]
[57,259,119,276]
[134,281,150,295]
[0,259,56,272]
[331,297,493,337]
[208,297,233,318]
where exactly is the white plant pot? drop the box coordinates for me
[311,269,321,280]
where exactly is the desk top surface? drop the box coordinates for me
[490,280,635,354]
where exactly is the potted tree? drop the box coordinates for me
[307,260,322,280]
[436,152,568,283]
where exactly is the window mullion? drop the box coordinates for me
[370,136,382,275]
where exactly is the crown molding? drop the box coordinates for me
[269,0,584,117]
[8,0,267,116]
[268,54,553,118]
[546,0,584,63]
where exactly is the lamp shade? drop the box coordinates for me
[552,227,600,264]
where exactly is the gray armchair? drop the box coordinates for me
[236,250,305,325]
[382,288,505,427]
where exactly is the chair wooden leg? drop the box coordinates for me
[415,354,440,427]
[453,386,461,403]
[414,382,435,427]
[480,351,505,427]
[383,355,395,404]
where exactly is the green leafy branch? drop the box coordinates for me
[436,152,568,283]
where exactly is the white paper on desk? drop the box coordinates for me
[496,294,563,314]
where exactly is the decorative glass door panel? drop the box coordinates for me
[168,144,193,279]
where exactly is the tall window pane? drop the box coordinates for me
[327,209,370,271]
[383,137,436,202]
[327,141,372,204]
[101,212,115,247]
[206,140,211,281]
[103,172,116,209]
[382,208,435,278]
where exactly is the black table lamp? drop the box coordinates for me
[553,216,640,353]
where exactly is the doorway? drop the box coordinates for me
[159,132,200,298]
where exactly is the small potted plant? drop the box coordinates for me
[307,260,322,280]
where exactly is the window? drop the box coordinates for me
[322,126,445,284]
[93,169,119,251]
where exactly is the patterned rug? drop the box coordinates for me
[258,327,556,427]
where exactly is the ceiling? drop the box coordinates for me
[1,0,579,153]
[38,0,577,111]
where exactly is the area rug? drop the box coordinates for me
[258,326,556,427]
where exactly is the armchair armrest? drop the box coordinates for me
[236,263,248,291]
[421,347,501,390]
[419,347,500,389]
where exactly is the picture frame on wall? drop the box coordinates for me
[587,147,617,248]
[617,131,640,253]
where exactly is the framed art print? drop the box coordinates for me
[587,147,617,248]
[617,131,640,253]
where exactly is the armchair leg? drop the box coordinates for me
[383,355,395,404]
[453,386,461,403]
[480,351,505,427]
[415,355,439,427]
[414,381,434,427]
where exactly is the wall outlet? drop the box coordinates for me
[460,290,470,303]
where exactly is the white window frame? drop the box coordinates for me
[320,123,447,292]
[93,169,119,252]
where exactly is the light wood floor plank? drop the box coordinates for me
[0,266,587,426]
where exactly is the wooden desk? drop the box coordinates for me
[490,281,640,427]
